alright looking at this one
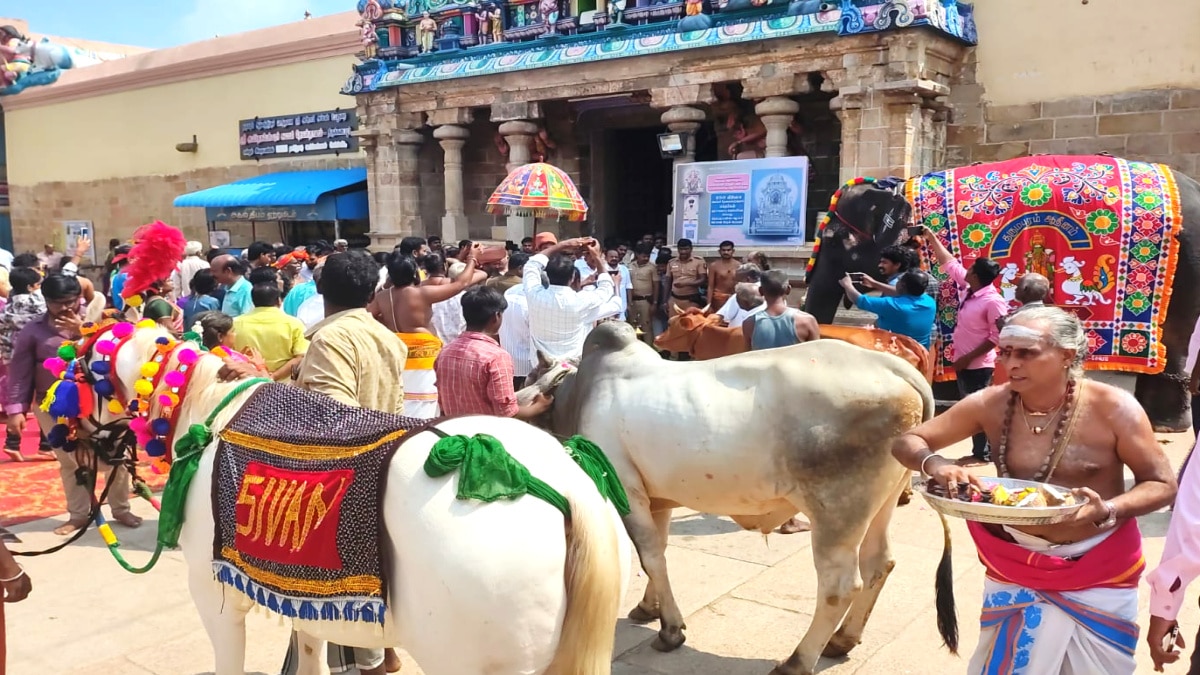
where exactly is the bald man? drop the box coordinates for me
[210,254,253,317]
[1015,272,1051,307]
[996,273,1052,332]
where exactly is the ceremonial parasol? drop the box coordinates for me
[486,162,589,222]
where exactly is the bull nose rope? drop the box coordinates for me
[97,378,270,574]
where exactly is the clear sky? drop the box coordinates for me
[8,0,352,49]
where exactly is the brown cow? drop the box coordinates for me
[654,306,935,383]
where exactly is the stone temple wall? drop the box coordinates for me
[7,157,363,254]
[946,54,1200,178]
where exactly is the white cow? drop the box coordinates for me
[524,322,947,675]
[100,326,632,675]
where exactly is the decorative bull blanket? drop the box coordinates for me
[907,156,1183,381]
[212,383,426,625]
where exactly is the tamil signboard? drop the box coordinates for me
[672,156,810,248]
[239,109,358,160]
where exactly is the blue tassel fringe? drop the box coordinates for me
[214,562,386,625]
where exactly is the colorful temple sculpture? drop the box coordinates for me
[0,25,79,96]
[342,0,976,254]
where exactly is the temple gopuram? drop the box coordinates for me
[344,0,976,256]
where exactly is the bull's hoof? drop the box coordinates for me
[651,626,686,652]
[767,653,810,675]
[627,604,660,623]
[897,487,912,507]
[821,632,860,658]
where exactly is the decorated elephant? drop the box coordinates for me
[802,155,1200,432]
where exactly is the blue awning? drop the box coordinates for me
[174,168,367,208]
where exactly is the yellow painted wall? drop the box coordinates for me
[973,0,1200,106]
[5,55,361,185]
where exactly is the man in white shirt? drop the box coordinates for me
[523,237,622,367]
[718,283,766,327]
[714,263,763,325]
[500,282,532,390]
[603,247,633,321]
[174,241,210,298]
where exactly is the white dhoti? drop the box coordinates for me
[967,525,1140,675]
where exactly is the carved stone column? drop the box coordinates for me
[660,105,706,165]
[498,119,540,241]
[356,131,383,242]
[366,127,425,251]
[434,124,471,244]
[755,96,800,158]
[499,120,538,173]
[393,128,425,243]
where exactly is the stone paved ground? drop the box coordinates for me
[7,434,1198,675]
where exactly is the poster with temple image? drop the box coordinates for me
[671,156,809,247]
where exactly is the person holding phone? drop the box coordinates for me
[4,275,143,535]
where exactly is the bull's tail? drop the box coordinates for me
[888,352,954,650]
[935,510,958,654]
[890,355,936,423]
[543,490,623,675]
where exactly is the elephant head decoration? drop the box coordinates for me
[802,177,913,323]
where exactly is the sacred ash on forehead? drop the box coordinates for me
[999,323,1045,347]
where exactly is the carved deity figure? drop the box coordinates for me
[686,0,703,16]
[417,12,438,53]
[608,0,627,23]
[532,126,557,163]
[476,3,502,43]
[728,111,767,159]
[0,26,31,86]
[358,0,383,57]
[540,0,560,32]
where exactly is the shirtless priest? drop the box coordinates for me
[367,244,484,418]
[893,305,1176,674]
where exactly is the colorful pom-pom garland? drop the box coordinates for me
[39,320,205,462]
[805,176,879,277]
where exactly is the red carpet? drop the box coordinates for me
[0,415,167,527]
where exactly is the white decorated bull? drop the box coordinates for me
[522,322,950,675]
[83,324,632,675]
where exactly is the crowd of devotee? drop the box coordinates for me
[4,225,1200,675]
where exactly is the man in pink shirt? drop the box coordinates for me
[1148,449,1200,670]
[920,226,1009,463]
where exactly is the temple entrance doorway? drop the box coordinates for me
[601,126,673,245]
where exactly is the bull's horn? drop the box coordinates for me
[671,303,684,316]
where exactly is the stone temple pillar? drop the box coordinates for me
[434,124,471,244]
[660,105,706,165]
[660,105,706,235]
[756,96,800,158]
[498,120,540,242]
[392,128,425,243]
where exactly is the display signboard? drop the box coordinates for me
[239,109,358,160]
[672,156,810,247]
[62,220,96,264]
